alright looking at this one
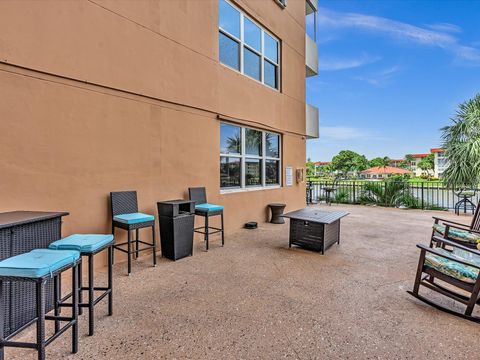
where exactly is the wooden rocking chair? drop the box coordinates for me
[409,236,480,322]
[431,204,480,249]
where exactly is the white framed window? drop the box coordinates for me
[218,0,280,90]
[220,122,281,190]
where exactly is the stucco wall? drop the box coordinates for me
[0,0,307,267]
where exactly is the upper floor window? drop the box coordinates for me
[219,0,280,90]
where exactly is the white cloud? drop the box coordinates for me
[353,65,402,86]
[317,7,480,63]
[427,23,462,33]
[321,126,379,141]
[318,53,381,71]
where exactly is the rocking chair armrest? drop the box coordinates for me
[432,216,470,229]
[418,242,480,270]
[432,235,480,253]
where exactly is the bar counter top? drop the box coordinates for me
[0,211,69,230]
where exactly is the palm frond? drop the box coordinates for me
[441,94,480,188]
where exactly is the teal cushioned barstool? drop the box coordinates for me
[0,249,80,360]
[49,234,114,336]
[188,187,225,251]
[110,191,157,275]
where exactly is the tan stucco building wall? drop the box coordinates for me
[0,0,308,267]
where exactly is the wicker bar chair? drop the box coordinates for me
[0,249,80,360]
[110,191,156,275]
[49,234,114,336]
[188,187,224,251]
[431,203,480,249]
[409,236,480,322]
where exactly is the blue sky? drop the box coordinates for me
[306,0,480,161]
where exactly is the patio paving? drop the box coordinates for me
[6,204,480,359]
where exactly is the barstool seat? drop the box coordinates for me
[49,234,114,253]
[113,213,155,224]
[49,234,114,336]
[195,203,224,213]
[0,249,79,278]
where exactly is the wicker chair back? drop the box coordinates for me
[110,191,139,216]
[188,187,207,205]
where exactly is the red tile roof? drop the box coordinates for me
[409,153,429,158]
[361,166,412,175]
[430,148,444,153]
[313,161,330,165]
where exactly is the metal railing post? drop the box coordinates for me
[353,181,356,204]
[308,180,313,204]
[421,182,425,210]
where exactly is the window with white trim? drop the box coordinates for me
[220,123,281,189]
[218,0,280,90]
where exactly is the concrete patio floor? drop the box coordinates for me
[6,204,480,359]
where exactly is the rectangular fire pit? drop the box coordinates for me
[282,208,349,254]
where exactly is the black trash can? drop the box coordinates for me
[157,200,195,261]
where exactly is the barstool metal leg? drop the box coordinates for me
[0,280,4,360]
[53,276,60,332]
[152,224,157,267]
[127,230,132,275]
[135,229,139,259]
[111,225,116,265]
[78,261,83,316]
[72,264,78,354]
[205,216,209,251]
[221,212,225,246]
[36,281,46,360]
[88,255,94,336]
[108,246,113,316]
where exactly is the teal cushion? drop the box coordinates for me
[49,234,114,254]
[113,212,154,224]
[195,203,224,212]
[425,248,479,284]
[0,249,80,279]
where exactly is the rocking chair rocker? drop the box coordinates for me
[409,236,480,322]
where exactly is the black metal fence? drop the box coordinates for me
[306,180,480,212]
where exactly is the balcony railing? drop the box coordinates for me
[306,0,318,14]
[306,34,318,77]
[306,103,319,139]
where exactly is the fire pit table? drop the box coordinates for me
[282,208,349,254]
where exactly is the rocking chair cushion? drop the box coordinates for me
[433,224,480,244]
[425,248,479,284]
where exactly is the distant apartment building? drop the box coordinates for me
[360,166,411,180]
[431,148,447,178]
[407,154,430,177]
[312,161,330,176]
[0,0,320,265]
[389,159,404,168]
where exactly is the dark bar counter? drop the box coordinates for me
[0,211,69,337]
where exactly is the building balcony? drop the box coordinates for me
[306,34,318,77]
[306,103,319,139]
[306,0,318,14]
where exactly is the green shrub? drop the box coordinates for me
[360,180,410,207]
[333,189,350,203]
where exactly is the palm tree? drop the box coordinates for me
[441,94,480,188]
[226,133,241,154]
